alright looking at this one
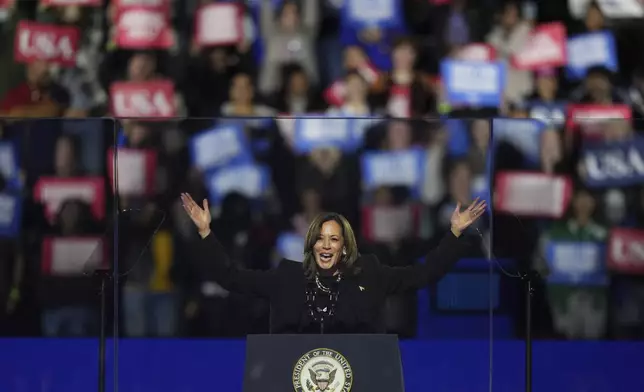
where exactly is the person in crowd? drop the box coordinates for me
[181,192,486,333]
[271,63,325,114]
[259,0,319,95]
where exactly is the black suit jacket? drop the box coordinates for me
[196,231,472,334]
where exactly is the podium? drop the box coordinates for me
[243,334,405,392]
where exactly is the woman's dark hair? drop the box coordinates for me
[54,199,97,234]
[302,212,360,279]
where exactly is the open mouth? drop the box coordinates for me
[319,253,333,263]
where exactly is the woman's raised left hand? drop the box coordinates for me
[450,198,487,236]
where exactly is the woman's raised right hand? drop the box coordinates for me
[181,193,211,236]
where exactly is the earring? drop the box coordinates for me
[343,249,346,255]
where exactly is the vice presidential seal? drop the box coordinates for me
[292,348,353,392]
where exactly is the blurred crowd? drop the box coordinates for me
[0,0,643,341]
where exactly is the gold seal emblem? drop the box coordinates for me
[292,348,353,392]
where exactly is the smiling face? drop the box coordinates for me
[313,220,345,271]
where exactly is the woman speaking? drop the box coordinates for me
[181,193,486,334]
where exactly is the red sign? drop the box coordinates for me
[361,204,423,243]
[14,21,80,67]
[107,148,157,196]
[194,3,243,47]
[607,228,644,275]
[33,177,105,223]
[457,43,496,62]
[40,0,102,6]
[495,171,573,218]
[0,0,15,8]
[567,104,632,139]
[110,80,176,118]
[41,236,107,275]
[511,22,567,70]
[115,1,172,49]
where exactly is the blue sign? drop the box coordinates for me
[341,0,402,29]
[0,192,22,237]
[582,136,644,188]
[492,118,546,166]
[293,116,354,153]
[445,119,470,157]
[204,163,270,204]
[361,149,427,195]
[441,61,506,107]
[528,101,567,128]
[545,241,607,285]
[276,232,305,262]
[566,31,618,80]
[0,141,21,189]
[189,124,252,172]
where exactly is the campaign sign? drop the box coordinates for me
[441,60,505,107]
[456,43,496,62]
[116,6,172,49]
[528,101,567,128]
[33,177,105,222]
[40,0,101,6]
[293,116,353,153]
[276,232,305,262]
[110,80,176,118]
[342,0,402,29]
[0,192,22,238]
[511,22,567,70]
[361,149,427,194]
[204,163,269,204]
[582,136,644,188]
[493,118,545,166]
[567,104,632,139]
[41,236,106,276]
[107,148,157,196]
[14,21,80,67]
[194,3,243,47]
[361,204,422,243]
[545,241,607,285]
[189,124,252,172]
[495,171,572,218]
[114,0,170,15]
[0,141,20,189]
[607,228,644,275]
[566,31,618,80]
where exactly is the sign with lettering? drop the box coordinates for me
[110,80,176,118]
[14,21,80,67]
[567,104,632,139]
[293,116,353,153]
[456,43,496,62]
[115,2,172,49]
[511,22,567,70]
[607,228,644,275]
[528,101,567,128]
[41,236,107,275]
[546,241,607,285]
[495,172,572,218]
[342,0,402,29]
[566,31,618,79]
[361,149,427,195]
[33,177,105,223]
[581,136,644,188]
[189,124,252,171]
[441,60,505,107]
[205,163,270,203]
